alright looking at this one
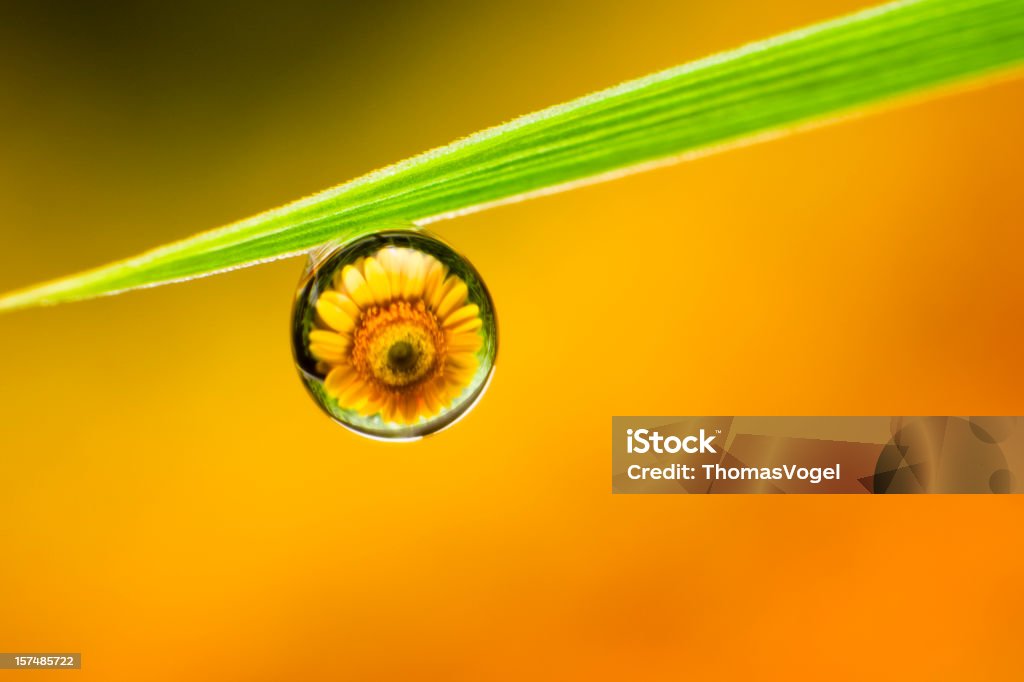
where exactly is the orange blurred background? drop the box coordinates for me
[1,0,1023,679]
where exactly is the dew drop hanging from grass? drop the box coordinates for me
[292,229,497,440]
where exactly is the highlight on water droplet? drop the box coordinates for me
[292,228,497,440]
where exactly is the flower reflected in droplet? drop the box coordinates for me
[306,243,487,428]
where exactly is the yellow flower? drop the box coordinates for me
[308,245,485,425]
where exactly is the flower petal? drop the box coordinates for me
[443,367,476,392]
[449,317,483,335]
[429,275,457,311]
[422,258,446,304]
[310,344,347,363]
[446,332,483,353]
[357,390,384,416]
[309,329,348,347]
[436,280,468,320]
[432,376,455,403]
[363,257,392,304]
[315,293,357,333]
[447,352,479,370]
[422,384,444,415]
[337,379,372,409]
[309,330,350,364]
[382,395,400,424]
[324,366,356,396]
[442,303,479,328]
[332,291,361,318]
[378,248,406,294]
[401,395,419,424]
[333,256,364,292]
[310,330,351,363]
[402,251,426,299]
[341,265,373,308]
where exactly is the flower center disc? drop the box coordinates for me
[351,300,445,389]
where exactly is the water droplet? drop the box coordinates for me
[292,228,497,440]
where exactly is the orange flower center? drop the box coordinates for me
[350,300,446,390]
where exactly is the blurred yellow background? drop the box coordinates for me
[2,0,1022,679]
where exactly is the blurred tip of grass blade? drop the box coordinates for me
[1,0,1023,313]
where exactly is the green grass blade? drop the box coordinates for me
[2,0,1022,312]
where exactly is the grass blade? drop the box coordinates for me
[2,0,1022,312]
